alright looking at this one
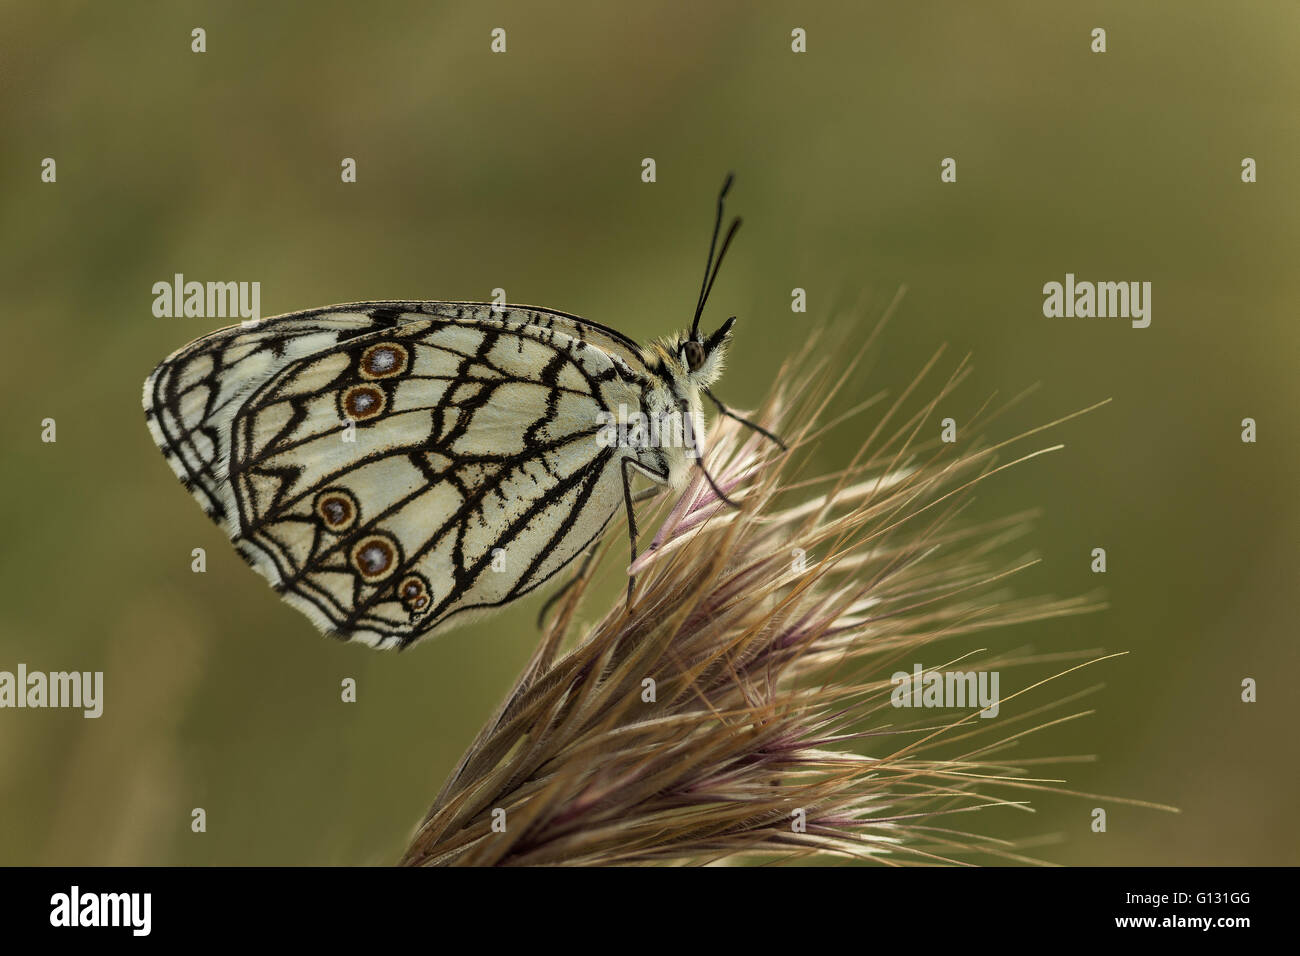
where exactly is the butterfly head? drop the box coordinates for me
[676,316,734,389]
[645,175,785,466]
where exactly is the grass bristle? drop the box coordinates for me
[401,307,1174,867]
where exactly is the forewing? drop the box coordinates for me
[144,302,650,649]
[225,313,639,648]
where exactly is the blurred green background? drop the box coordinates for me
[1,1,1295,865]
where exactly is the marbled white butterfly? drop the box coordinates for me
[142,176,779,649]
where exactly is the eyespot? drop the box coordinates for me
[683,340,706,372]
[341,384,386,421]
[314,488,359,532]
[359,342,409,379]
[350,533,402,582]
[398,574,432,615]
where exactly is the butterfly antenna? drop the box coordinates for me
[691,173,741,339]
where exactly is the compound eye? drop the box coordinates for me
[683,340,706,371]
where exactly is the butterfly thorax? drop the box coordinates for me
[635,327,732,490]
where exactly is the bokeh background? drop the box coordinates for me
[1,1,1295,865]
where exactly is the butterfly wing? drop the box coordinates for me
[144,302,648,649]
[143,308,397,531]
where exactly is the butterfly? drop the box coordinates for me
[142,175,781,649]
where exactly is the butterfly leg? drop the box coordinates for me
[621,458,670,610]
[535,543,600,626]
[680,396,741,509]
[536,482,663,627]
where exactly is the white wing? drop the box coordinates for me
[144,302,649,649]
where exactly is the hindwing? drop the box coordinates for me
[144,302,651,648]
